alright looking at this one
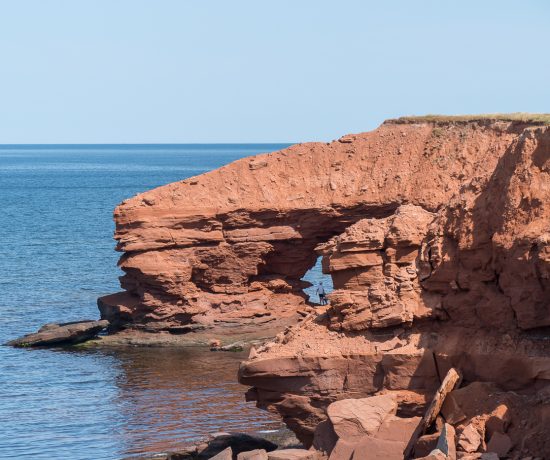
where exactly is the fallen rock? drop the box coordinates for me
[197,433,277,459]
[7,320,109,347]
[441,393,467,425]
[457,424,482,453]
[209,447,232,460]
[237,449,268,460]
[405,368,460,458]
[351,437,407,459]
[435,424,456,460]
[267,449,319,459]
[414,433,440,458]
[328,439,355,460]
[485,405,510,437]
[376,415,421,442]
[327,394,397,441]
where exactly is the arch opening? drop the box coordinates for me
[301,255,333,306]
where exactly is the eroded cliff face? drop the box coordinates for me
[100,118,549,455]
[237,120,550,456]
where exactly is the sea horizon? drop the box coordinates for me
[0,142,295,148]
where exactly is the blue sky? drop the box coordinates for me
[0,0,548,143]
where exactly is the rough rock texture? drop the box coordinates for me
[102,118,546,334]
[267,449,320,460]
[237,119,550,457]
[311,393,420,459]
[101,117,549,456]
[7,320,109,347]
[327,394,397,441]
[178,433,278,459]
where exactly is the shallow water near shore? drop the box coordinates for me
[0,144,325,459]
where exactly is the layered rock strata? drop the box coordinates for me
[100,116,549,455]
[238,118,550,457]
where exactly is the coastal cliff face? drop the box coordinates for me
[100,117,549,455]
[237,119,550,456]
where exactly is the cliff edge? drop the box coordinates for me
[99,115,550,456]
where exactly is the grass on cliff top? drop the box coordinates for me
[387,113,550,125]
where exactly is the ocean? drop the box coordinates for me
[0,144,333,459]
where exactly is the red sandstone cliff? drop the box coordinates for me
[100,116,549,457]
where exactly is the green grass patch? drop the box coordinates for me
[387,113,550,125]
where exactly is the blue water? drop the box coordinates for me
[0,144,317,459]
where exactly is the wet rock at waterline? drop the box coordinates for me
[158,432,278,459]
[7,319,109,347]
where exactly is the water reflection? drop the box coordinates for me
[0,346,280,459]
[106,347,281,457]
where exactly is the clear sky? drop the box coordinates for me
[0,0,548,143]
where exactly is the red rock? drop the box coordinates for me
[328,439,355,460]
[441,393,467,425]
[7,320,109,347]
[414,433,440,458]
[209,447,232,460]
[435,423,456,460]
[457,424,482,453]
[350,437,407,460]
[99,117,550,456]
[100,119,550,338]
[415,450,447,460]
[376,415,421,442]
[485,404,510,437]
[267,449,320,459]
[237,449,268,460]
[326,394,397,441]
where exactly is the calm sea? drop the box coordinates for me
[0,144,333,460]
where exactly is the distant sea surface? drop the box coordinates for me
[0,144,332,459]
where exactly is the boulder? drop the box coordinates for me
[197,433,277,459]
[485,405,510,437]
[414,433,440,458]
[327,394,397,441]
[350,437,407,460]
[267,449,319,459]
[209,447,232,460]
[457,424,482,453]
[328,439,355,460]
[441,394,467,425]
[7,320,109,347]
[435,424,456,460]
[376,415,421,442]
[237,449,268,460]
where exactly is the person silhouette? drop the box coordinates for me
[316,282,327,305]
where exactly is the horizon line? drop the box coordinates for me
[0,142,296,147]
